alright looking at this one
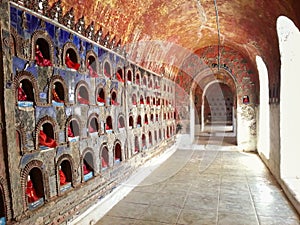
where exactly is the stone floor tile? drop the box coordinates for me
[217,212,259,225]
[139,205,181,224]
[134,220,172,225]
[184,193,218,211]
[123,191,154,205]
[258,215,300,225]
[177,209,217,225]
[150,191,186,208]
[218,199,256,215]
[106,201,148,219]
[95,215,137,225]
[254,201,299,219]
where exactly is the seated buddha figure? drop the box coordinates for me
[97,94,105,104]
[87,60,98,78]
[35,44,53,67]
[67,126,74,138]
[111,98,119,106]
[65,53,80,70]
[77,92,89,105]
[52,84,64,103]
[59,166,67,186]
[26,175,39,203]
[83,162,91,175]
[39,127,57,148]
[17,83,27,101]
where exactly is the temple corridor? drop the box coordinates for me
[72,139,300,225]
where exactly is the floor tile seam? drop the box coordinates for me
[215,174,222,225]
[246,175,262,225]
[174,183,193,225]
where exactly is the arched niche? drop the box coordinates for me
[86,50,98,77]
[134,136,139,153]
[114,142,122,164]
[36,118,57,150]
[127,69,132,84]
[159,129,162,140]
[110,89,118,106]
[88,114,99,135]
[132,93,137,106]
[105,116,113,133]
[156,98,161,107]
[148,131,152,146]
[15,74,37,107]
[103,61,111,78]
[141,134,146,149]
[66,116,80,142]
[144,114,149,125]
[148,79,153,89]
[140,95,144,105]
[142,75,147,87]
[96,86,106,106]
[155,80,160,89]
[152,97,156,106]
[116,67,124,82]
[167,127,170,138]
[31,30,54,67]
[82,151,94,181]
[118,115,125,131]
[50,77,67,105]
[137,115,142,128]
[63,43,80,70]
[150,114,154,123]
[156,113,159,122]
[76,82,90,105]
[135,72,140,85]
[100,144,109,171]
[154,130,157,142]
[146,96,151,105]
[129,115,134,128]
[57,159,73,193]
[26,167,45,209]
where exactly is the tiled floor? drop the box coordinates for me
[95,149,300,225]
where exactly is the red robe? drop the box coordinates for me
[59,170,67,185]
[52,89,63,102]
[39,130,57,148]
[26,180,39,203]
[104,68,111,78]
[83,163,91,175]
[116,72,124,82]
[67,126,74,137]
[65,55,80,70]
[97,96,105,103]
[18,87,27,101]
[35,49,53,67]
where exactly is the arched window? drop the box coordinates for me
[35,38,52,67]
[65,48,80,70]
[83,152,94,181]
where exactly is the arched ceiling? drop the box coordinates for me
[49,0,300,83]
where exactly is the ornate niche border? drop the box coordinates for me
[0,177,12,221]
[31,30,54,64]
[34,116,58,150]
[49,75,69,104]
[56,154,77,193]
[20,160,50,211]
[13,71,39,105]
[16,125,28,155]
[62,42,80,69]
